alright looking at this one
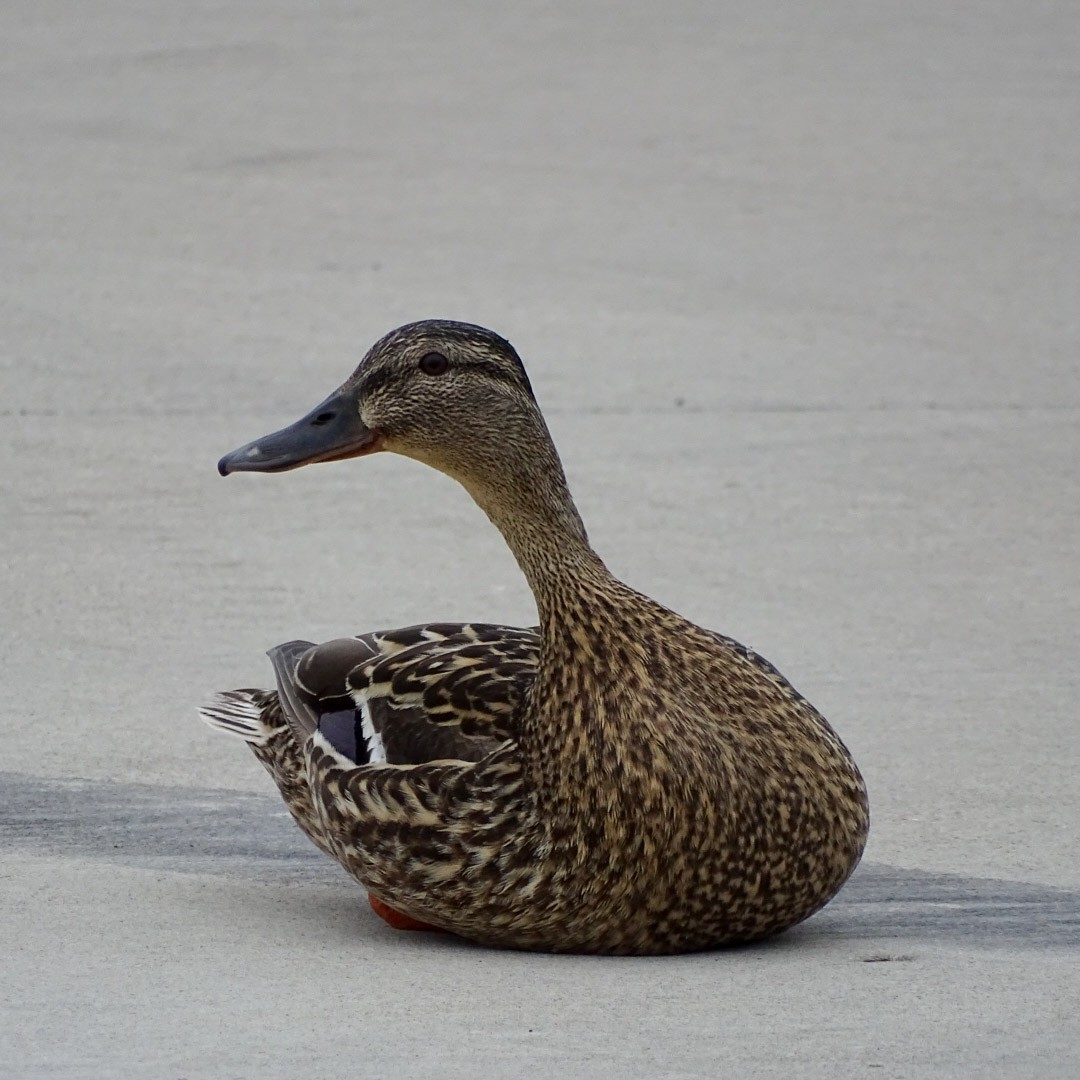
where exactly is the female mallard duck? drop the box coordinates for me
[201,319,868,954]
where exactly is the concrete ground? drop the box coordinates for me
[2,2,1077,1077]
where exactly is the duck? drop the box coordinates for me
[200,319,868,954]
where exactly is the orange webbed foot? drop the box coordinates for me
[368,894,447,933]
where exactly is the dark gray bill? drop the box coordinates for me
[217,389,379,475]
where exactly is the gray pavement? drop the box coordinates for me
[2,2,1078,1077]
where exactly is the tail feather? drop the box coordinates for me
[198,690,278,745]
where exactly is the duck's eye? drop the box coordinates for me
[419,352,450,376]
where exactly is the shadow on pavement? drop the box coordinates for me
[3,771,1077,949]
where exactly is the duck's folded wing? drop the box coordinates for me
[272,622,539,767]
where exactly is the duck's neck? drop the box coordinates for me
[459,460,615,630]
[461,447,662,793]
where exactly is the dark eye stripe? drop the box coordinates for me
[471,360,524,389]
[357,367,395,398]
[357,354,533,399]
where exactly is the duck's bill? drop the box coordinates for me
[217,390,382,476]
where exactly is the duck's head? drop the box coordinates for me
[218,319,546,489]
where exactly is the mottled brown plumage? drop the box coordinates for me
[201,319,869,954]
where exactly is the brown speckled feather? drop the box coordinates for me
[204,319,870,954]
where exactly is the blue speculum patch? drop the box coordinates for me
[317,709,364,762]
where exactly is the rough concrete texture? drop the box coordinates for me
[2,2,1077,1077]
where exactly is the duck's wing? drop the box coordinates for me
[276,622,539,767]
[199,624,535,856]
